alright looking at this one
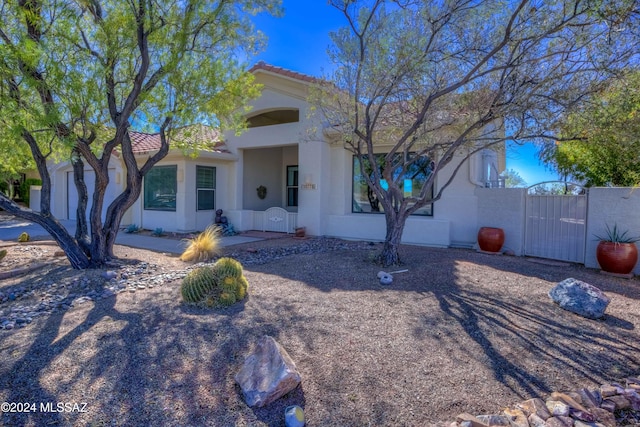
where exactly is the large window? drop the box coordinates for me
[196,166,216,211]
[352,154,433,216]
[144,165,177,211]
[286,165,298,207]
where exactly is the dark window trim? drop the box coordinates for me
[196,165,216,211]
[144,165,177,212]
[286,165,298,207]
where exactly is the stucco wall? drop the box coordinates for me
[242,147,285,211]
[585,187,640,273]
[475,188,526,255]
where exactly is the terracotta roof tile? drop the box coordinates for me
[249,61,319,83]
[130,125,228,154]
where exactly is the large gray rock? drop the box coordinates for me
[235,335,301,407]
[548,278,611,319]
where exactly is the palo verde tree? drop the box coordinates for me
[540,71,640,186]
[312,0,639,266]
[0,0,281,268]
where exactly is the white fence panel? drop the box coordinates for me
[525,195,587,263]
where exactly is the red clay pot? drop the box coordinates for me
[477,227,505,253]
[596,241,638,275]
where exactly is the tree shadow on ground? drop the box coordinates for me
[243,244,640,404]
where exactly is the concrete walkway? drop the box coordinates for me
[0,218,262,254]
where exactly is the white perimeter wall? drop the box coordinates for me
[475,187,640,273]
[585,188,640,274]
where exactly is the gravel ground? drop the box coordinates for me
[0,237,639,426]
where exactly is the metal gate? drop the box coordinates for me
[525,190,587,263]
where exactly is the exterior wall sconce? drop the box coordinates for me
[302,174,316,190]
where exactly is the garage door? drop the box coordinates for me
[67,169,117,222]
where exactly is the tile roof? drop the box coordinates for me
[249,61,319,84]
[130,125,228,154]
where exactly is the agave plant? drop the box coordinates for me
[594,223,640,244]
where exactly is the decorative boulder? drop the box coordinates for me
[548,278,611,319]
[235,336,301,407]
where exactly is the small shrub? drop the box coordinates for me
[180,226,220,262]
[181,267,217,303]
[219,223,237,236]
[0,249,7,261]
[17,232,30,242]
[152,227,164,237]
[125,224,140,234]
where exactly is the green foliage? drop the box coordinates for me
[17,232,30,242]
[541,72,640,186]
[180,226,220,262]
[125,224,140,234]
[0,249,7,261]
[594,224,640,244]
[152,228,164,237]
[180,267,217,303]
[501,169,527,188]
[18,179,41,205]
[0,0,281,269]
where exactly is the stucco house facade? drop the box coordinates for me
[45,62,505,249]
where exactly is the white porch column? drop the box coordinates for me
[297,139,330,236]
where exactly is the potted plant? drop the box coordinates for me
[595,224,639,276]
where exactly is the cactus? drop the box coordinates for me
[17,232,30,242]
[212,257,243,278]
[182,258,248,307]
[236,276,249,300]
[180,267,217,303]
[218,291,237,307]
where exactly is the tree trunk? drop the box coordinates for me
[377,211,408,267]
[0,194,91,269]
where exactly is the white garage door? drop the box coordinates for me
[67,169,118,222]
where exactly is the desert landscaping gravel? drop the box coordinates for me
[1,236,639,426]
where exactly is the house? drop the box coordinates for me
[44,62,505,249]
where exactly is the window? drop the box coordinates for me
[352,154,433,216]
[196,166,216,211]
[144,165,177,211]
[247,109,299,128]
[286,165,298,207]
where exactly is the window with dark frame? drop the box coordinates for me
[286,165,298,207]
[144,165,177,211]
[352,154,433,216]
[196,166,216,211]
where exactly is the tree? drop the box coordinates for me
[312,0,639,266]
[0,0,281,268]
[540,72,640,186]
[501,169,527,188]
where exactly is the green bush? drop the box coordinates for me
[18,179,42,206]
[17,232,30,243]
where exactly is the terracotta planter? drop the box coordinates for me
[596,241,638,275]
[294,227,306,238]
[477,227,505,253]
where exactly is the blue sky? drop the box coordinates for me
[251,1,560,187]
